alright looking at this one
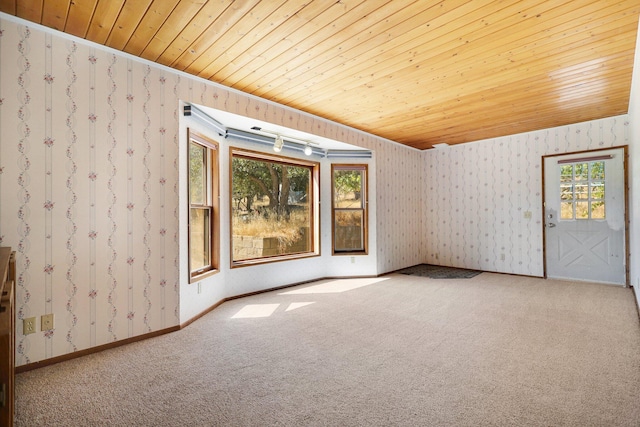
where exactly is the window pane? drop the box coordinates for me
[590,161,605,180]
[335,210,363,251]
[334,170,364,208]
[591,201,605,219]
[190,208,210,272]
[560,202,574,219]
[560,165,573,183]
[189,143,206,205]
[558,159,607,221]
[576,201,589,219]
[590,182,604,200]
[575,184,588,199]
[232,156,312,262]
[574,163,588,181]
[560,184,573,200]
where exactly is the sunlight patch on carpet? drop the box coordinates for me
[280,277,389,295]
[232,304,280,318]
[286,302,315,311]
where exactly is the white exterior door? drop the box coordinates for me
[544,148,626,285]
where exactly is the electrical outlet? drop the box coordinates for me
[350,257,355,264]
[42,313,54,331]
[501,254,506,261]
[23,317,36,335]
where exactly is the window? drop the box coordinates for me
[332,164,367,254]
[188,130,219,282]
[559,160,605,220]
[230,148,319,266]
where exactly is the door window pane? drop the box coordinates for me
[558,160,605,220]
[560,165,573,183]
[574,163,588,181]
[560,202,574,220]
[590,161,605,180]
[560,184,573,200]
[590,182,604,199]
[575,202,589,219]
[591,201,605,219]
[575,184,588,199]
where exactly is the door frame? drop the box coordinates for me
[541,145,630,286]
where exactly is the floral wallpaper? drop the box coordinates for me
[0,20,182,365]
[0,14,423,366]
[423,116,630,276]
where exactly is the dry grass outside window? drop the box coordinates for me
[233,209,308,252]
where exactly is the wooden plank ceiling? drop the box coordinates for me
[2,0,638,149]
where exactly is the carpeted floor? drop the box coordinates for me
[13,273,640,426]
[395,263,483,279]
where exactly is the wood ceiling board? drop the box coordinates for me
[153,0,235,67]
[203,0,358,82]
[227,0,374,91]
[394,90,632,148]
[240,0,474,96]
[234,0,421,94]
[209,0,363,85]
[276,0,613,108]
[0,1,16,15]
[123,0,181,57]
[64,0,98,38]
[303,21,635,138]
[427,100,630,143]
[405,85,631,139]
[139,0,207,62]
[16,0,42,22]
[344,45,634,129]
[365,69,633,141]
[85,0,125,45]
[41,0,69,31]
[259,0,525,103]
[304,9,636,118]
[333,75,632,147]
[105,0,154,51]
[2,0,638,150]
[169,0,263,70]
[271,0,557,104]
[179,0,296,75]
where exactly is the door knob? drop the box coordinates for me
[547,223,556,228]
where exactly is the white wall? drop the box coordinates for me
[0,14,422,366]
[423,115,630,277]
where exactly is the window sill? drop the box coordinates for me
[190,268,219,284]
[231,252,319,269]
[332,251,368,256]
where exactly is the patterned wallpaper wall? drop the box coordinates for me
[0,15,423,366]
[423,116,630,276]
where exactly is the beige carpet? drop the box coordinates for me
[14,273,640,426]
